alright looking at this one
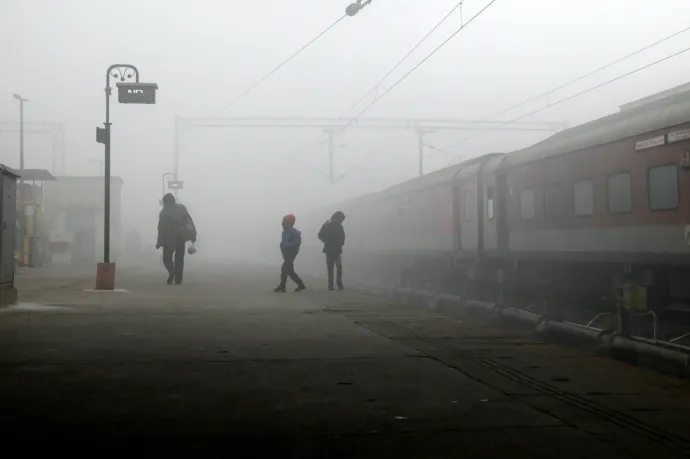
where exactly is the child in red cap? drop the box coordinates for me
[274,214,306,292]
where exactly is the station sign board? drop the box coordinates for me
[167,180,184,190]
[116,82,158,104]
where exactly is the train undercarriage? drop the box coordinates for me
[307,249,690,344]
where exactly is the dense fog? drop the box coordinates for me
[1,0,689,266]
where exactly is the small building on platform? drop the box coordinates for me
[0,165,20,306]
[17,168,57,267]
[43,176,123,266]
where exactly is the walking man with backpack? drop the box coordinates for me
[156,193,197,285]
[318,211,346,290]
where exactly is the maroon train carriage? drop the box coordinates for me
[302,154,504,287]
[496,88,690,313]
[303,85,690,317]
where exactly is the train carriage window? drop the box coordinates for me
[486,187,495,220]
[519,189,535,221]
[607,173,632,214]
[573,180,594,216]
[463,191,474,221]
[544,183,562,220]
[649,165,679,210]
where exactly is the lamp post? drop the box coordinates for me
[13,94,29,265]
[12,94,29,187]
[95,64,157,290]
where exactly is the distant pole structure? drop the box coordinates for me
[174,115,181,198]
[161,172,176,202]
[324,129,341,184]
[416,129,435,177]
[12,94,30,187]
[173,116,566,185]
[12,94,29,266]
[0,121,65,175]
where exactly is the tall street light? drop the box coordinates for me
[95,65,157,290]
[12,94,29,187]
[13,94,29,266]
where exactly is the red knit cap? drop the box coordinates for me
[284,214,296,225]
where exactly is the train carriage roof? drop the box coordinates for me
[499,87,690,170]
[303,153,504,219]
[376,152,505,198]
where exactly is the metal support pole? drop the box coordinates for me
[51,135,57,176]
[104,85,111,263]
[173,115,565,184]
[327,129,335,184]
[102,64,140,265]
[13,94,29,265]
[19,100,24,186]
[417,130,423,177]
[173,115,180,199]
[59,130,65,175]
[19,99,25,266]
[162,172,175,202]
[416,129,435,177]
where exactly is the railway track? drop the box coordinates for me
[355,318,690,458]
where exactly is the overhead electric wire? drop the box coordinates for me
[442,45,690,160]
[281,0,495,182]
[348,0,499,122]
[217,14,347,114]
[477,25,690,124]
[340,0,465,118]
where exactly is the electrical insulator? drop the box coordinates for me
[345,0,373,17]
[345,4,360,16]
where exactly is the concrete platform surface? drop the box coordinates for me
[1,261,690,457]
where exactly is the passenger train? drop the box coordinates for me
[302,84,690,315]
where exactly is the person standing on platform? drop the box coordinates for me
[156,193,197,285]
[274,214,306,293]
[318,211,346,290]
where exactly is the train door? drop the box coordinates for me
[497,173,510,253]
[452,186,462,253]
[459,182,479,255]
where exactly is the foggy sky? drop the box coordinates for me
[1,0,689,258]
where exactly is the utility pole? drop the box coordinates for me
[325,129,336,184]
[174,116,565,185]
[416,129,434,177]
[0,121,65,176]
[12,94,29,186]
[173,115,180,199]
[13,94,29,266]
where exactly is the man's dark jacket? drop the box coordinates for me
[157,203,196,248]
[318,220,345,254]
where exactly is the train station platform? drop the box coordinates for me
[2,261,690,457]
